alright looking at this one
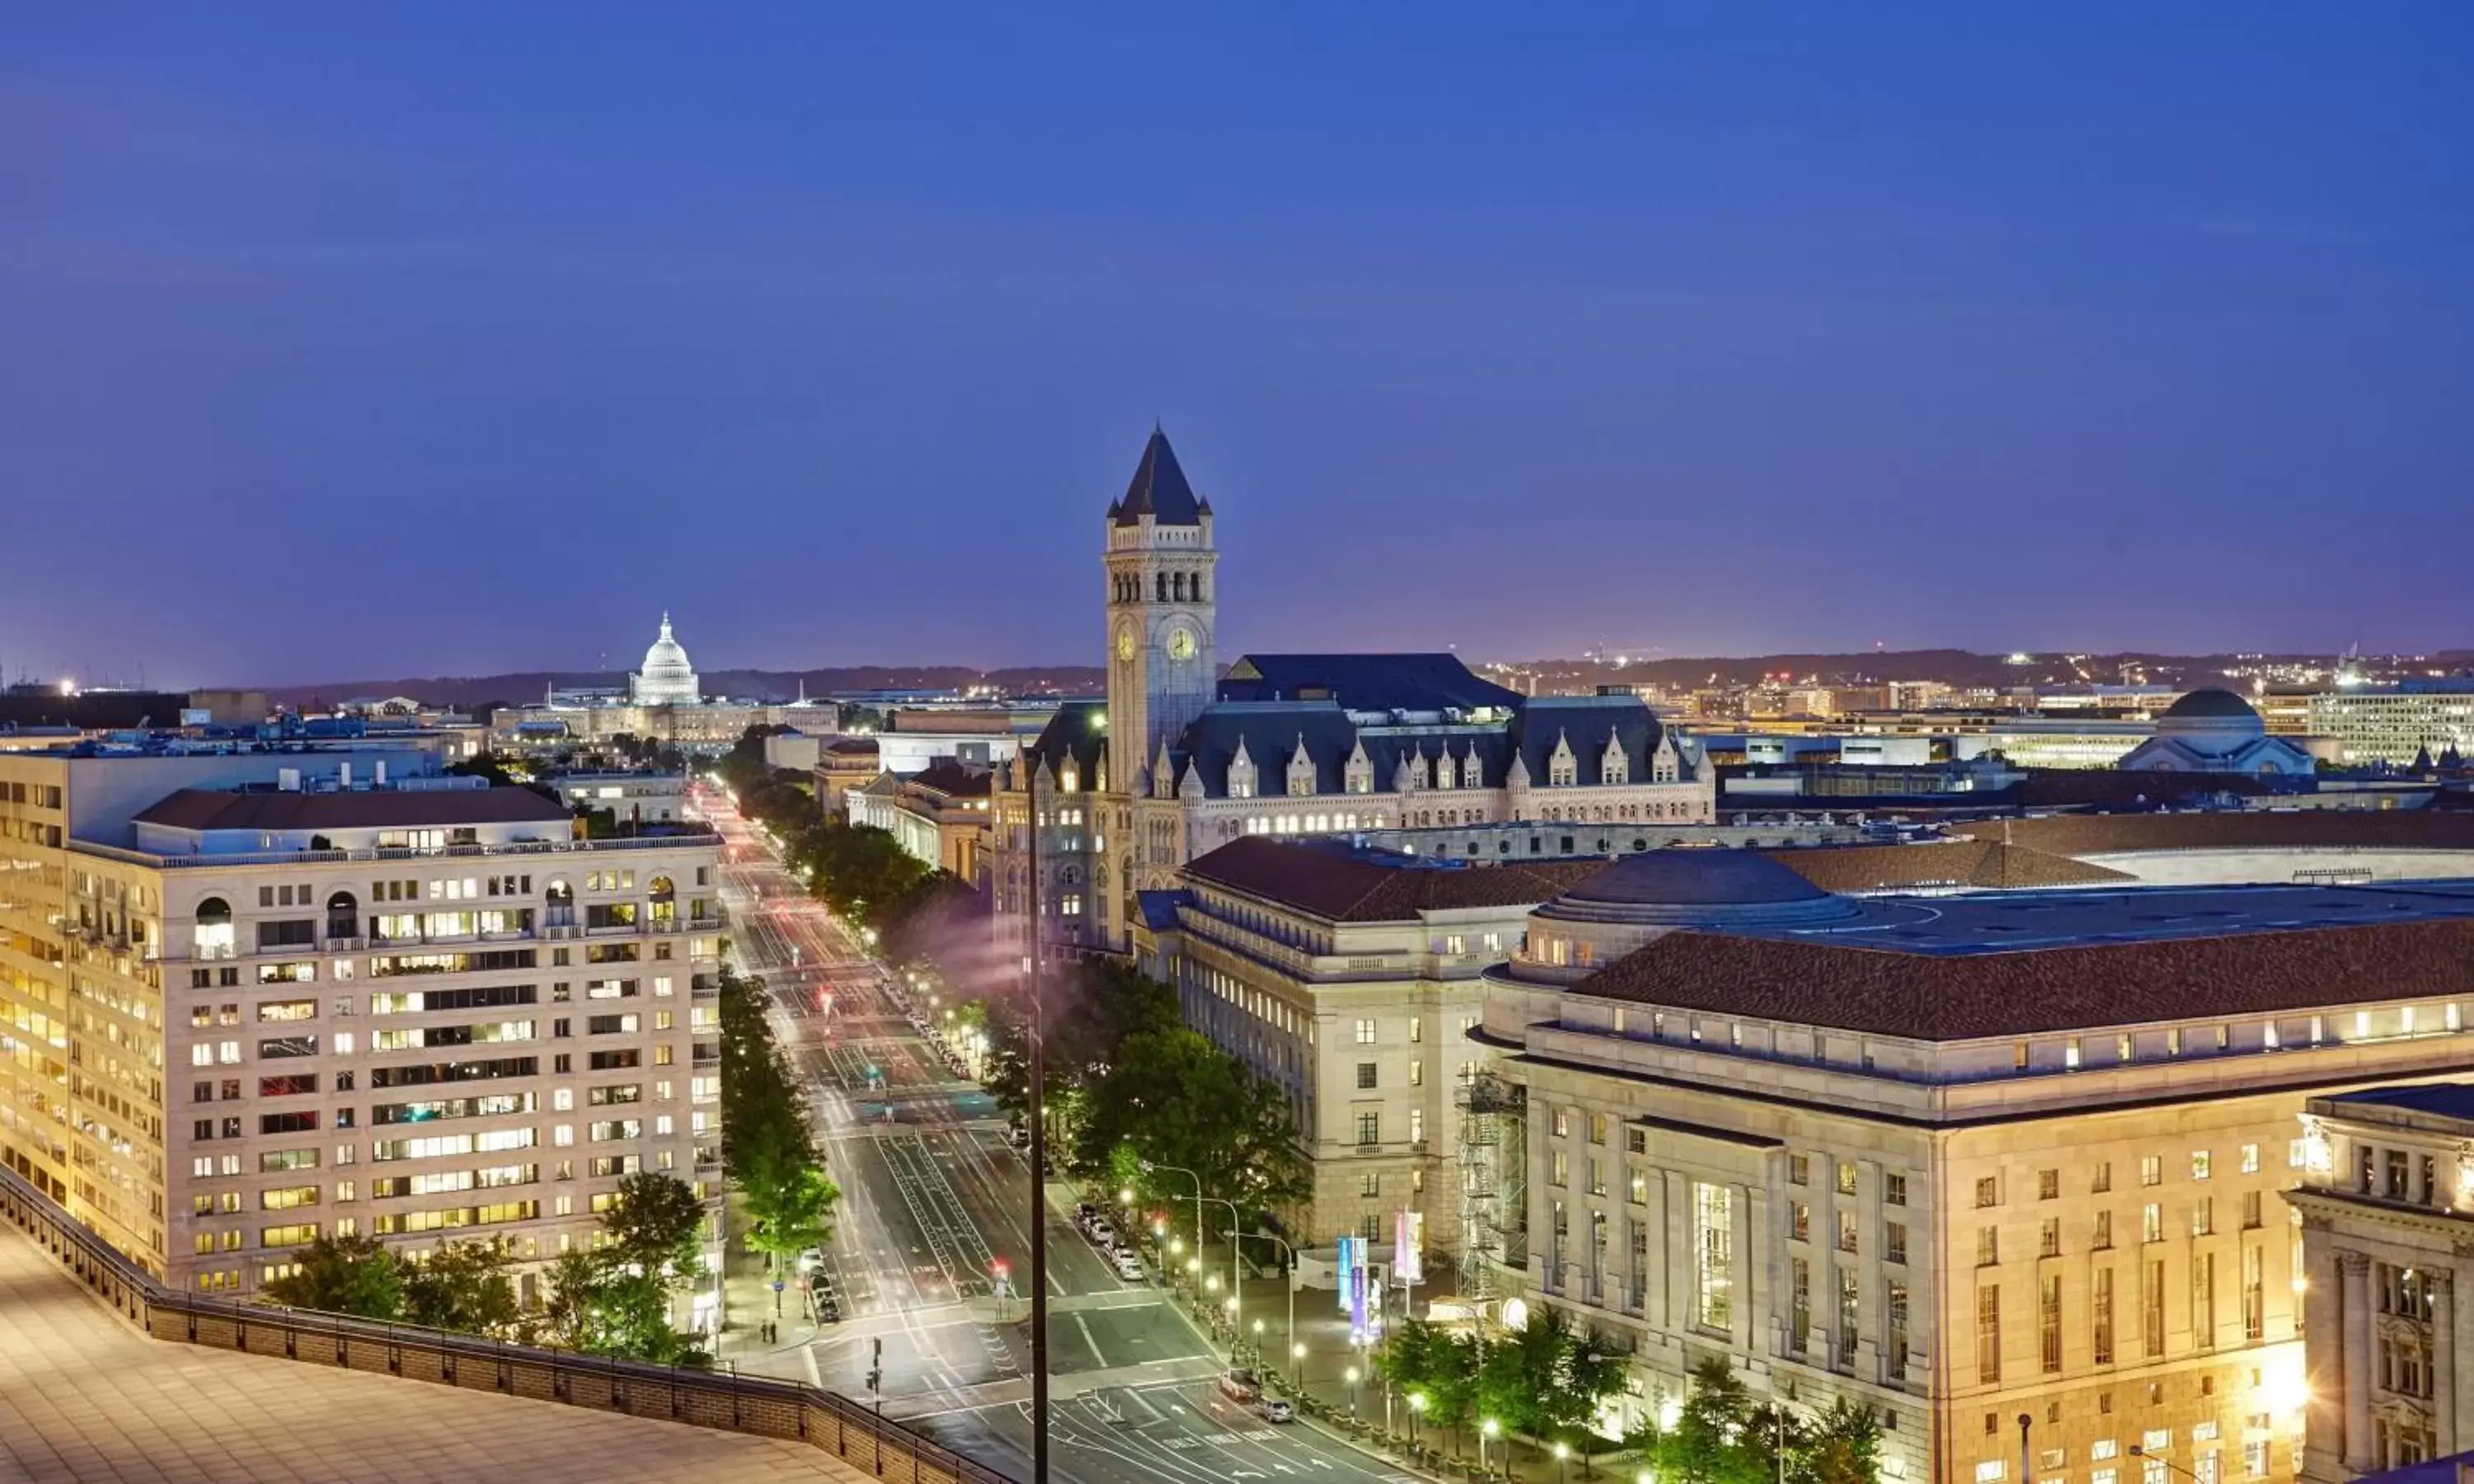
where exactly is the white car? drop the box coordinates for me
[1256,1397,1295,1424]
[796,1247,827,1275]
[1112,1253,1146,1282]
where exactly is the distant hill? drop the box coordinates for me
[261,666,1108,711]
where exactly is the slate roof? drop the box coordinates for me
[2320,1082,2474,1125]
[1952,811,2474,857]
[1112,427,1204,528]
[1183,836,1605,922]
[909,760,992,799]
[1574,917,2474,1041]
[1019,701,1109,790]
[1763,840,2137,894]
[1161,688,1686,801]
[1218,653,1522,711]
[134,787,571,833]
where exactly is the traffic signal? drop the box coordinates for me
[867,1336,882,1395]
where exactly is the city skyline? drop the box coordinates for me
[7,7,2472,682]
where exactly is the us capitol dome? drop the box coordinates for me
[628,613,703,707]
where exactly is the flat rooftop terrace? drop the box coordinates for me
[0,1223,862,1484]
[1766,878,2474,956]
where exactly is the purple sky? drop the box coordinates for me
[4,6,2471,687]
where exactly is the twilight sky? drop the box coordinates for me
[4,6,2471,687]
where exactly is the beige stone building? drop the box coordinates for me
[1132,836,1602,1254]
[0,746,721,1294]
[1478,854,2474,1484]
[2292,1084,2474,1482]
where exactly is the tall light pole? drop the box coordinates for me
[1230,1228,1298,1379]
[1408,1390,1427,1451]
[1482,1416,1501,1477]
[1024,773,1051,1482]
[1139,1159,1205,1271]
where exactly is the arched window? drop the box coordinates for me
[194,896,235,960]
[647,875,676,927]
[544,880,576,928]
[325,890,359,942]
[1156,572,1169,602]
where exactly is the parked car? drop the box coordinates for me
[1256,1397,1295,1424]
[813,1292,842,1324]
[796,1247,827,1275]
[1072,1201,1098,1227]
[1217,1368,1262,1403]
[1087,1220,1116,1246]
[1112,1253,1146,1282]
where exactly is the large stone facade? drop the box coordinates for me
[987,430,1716,959]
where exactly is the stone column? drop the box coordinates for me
[2340,1251,2373,1473]
[2432,1270,2456,1454]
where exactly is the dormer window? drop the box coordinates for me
[1601,735,1630,787]
[1432,754,1454,791]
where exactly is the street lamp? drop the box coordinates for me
[2128,1447,2202,1484]
[1408,1391,1426,1450]
[1345,1365,1362,1423]
[1230,1228,1301,1378]
[1482,1417,1501,1477]
[1555,1439,1571,1484]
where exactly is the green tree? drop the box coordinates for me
[539,1249,706,1366]
[402,1237,521,1336]
[1376,1317,1479,1442]
[602,1172,707,1286]
[262,1232,405,1319]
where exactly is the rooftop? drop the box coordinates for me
[0,1223,857,1484]
[1761,839,2137,894]
[1570,879,2474,1040]
[1952,810,2474,857]
[133,785,573,833]
[2320,1081,2474,1126]
[1183,836,1603,922]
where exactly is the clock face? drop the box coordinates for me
[1166,627,1197,661]
[1115,627,1136,661]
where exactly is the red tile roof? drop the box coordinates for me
[1953,812,2474,857]
[134,787,572,833]
[1761,840,2134,893]
[1183,836,1604,922]
[1576,918,2474,1040]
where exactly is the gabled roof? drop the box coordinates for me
[1183,836,1603,923]
[1218,653,1522,712]
[1114,427,1204,528]
[134,787,571,833]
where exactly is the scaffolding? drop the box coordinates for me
[1455,1071,1527,1310]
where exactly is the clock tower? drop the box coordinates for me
[1103,425,1218,801]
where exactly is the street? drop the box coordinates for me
[698,787,1421,1484]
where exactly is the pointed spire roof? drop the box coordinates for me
[1114,426,1204,528]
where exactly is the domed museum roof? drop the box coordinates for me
[2156,687,2264,740]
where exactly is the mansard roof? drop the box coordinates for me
[1507,696,1669,782]
[1217,653,1522,712]
[1019,700,1109,788]
[1114,427,1204,528]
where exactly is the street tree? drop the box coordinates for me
[262,1233,405,1319]
[402,1237,521,1336]
[601,1172,707,1287]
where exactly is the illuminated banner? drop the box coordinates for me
[1346,1237,1370,1340]
[1394,1209,1423,1286]
[1334,1236,1357,1314]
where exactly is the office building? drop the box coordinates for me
[2309,683,2474,768]
[0,746,721,1294]
[1474,856,2474,1482]
[2293,1085,2474,1482]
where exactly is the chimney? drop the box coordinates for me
[278,768,301,792]
[339,762,354,790]
[374,759,388,787]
